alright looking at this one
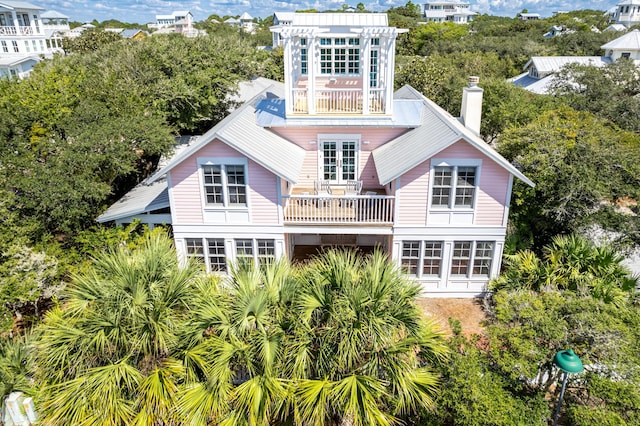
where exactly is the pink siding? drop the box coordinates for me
[273,127,407,190]
[170,139,279,224]
[432,141,508,226]
[396,160,429,225]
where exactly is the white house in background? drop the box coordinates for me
[519,12,540,20]
[510,29,640,94]
[0,0,62,79]
[272,12,294,46]
[152,11,192,29]
[41,10,68,50]
[423,0,476,24]
[610,0,640,28]
[98,13,533,297]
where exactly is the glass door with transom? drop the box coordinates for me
[320,140,358,184]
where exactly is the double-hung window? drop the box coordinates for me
[202,163,247,207]
[450,241,494,278]
[236,239,276,266]
[401,241,444,278]
[431,161,479,209]
[186,238,227,272]
[300,38,308,75]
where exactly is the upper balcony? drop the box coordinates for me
[0,25,38,36]
[271,13,407,119]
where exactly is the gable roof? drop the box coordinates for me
[0,1,43,10]
[147,79,306,185]
[41,10,68,19]
[372,85,534,187]
[601,29,640,50]
[121,29,144,38]
[524,56,607,74]
[289,13,388,27]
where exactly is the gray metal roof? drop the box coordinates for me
[255,98,423,127]
[0,1,43,10]
[96,178,169,223]
[372,85,534,187]
[147,79,306,185]
[41,10,68,19]
[508,72,557,94]
[525,56,607,74]
[601,29,640,50]
[289,13,388,27]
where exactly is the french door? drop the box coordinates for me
[320,140,358,184]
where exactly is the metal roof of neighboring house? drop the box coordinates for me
[240,12,252,20]
[524,56,607,74]
[121,29,144,38]
[0,1,43,10]
[0,55,40,67]
[508,72,557,94]
[601,29,640,50]
[173,11,191,16]
[616,0,640,5]
[273,12,295,22]
[41,10,68,18]
[604,24,628,32]
[288,13,388,27]
[225,18,240,24]
[147,79,306,185]
[372,85,534,187]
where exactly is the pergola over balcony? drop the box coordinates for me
[274,25,407,117]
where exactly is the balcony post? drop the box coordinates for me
[361,34,371,114]
[307,33,317,114]
[10,10,18,35]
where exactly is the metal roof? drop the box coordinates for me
[273,12,295,22]
[0,55,40,67]
[508,72,557,94]
[96,178,169,223]
[525,56,607,74]
[0,1,43,10]
[601,29,640,50]
[147,79,306,185]
[289,13,388,27]
[372,85,534,187]
[41,10,68,19]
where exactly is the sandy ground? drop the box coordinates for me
[416,298,487,336]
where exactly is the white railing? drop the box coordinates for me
[283,195,394,224]
[368,88,385,113]
[315,88,362,113]
[292,88,308,113]
[0,26,34,35]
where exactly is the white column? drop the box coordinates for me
[282,32,293,116]
[11,11,19,34]
[307,33,317,115]
[361,35,371,114]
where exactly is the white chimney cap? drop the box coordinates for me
[468,76,480,87]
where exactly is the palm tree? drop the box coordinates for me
[34,230,205,425]
[179,249,448,425]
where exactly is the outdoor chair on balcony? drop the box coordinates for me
[314,180,333,206]
[345,180,363,196]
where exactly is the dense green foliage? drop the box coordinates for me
[33,234,447,425]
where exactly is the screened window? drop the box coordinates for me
[300,38,307,75]
[202,164,246,207]
[431,166,477,209]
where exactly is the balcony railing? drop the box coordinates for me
[291,88,386,115]
[0,26,35,36]
[283,194,394,224]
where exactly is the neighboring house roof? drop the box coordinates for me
[604,24,628,32]
[372,85,534,187]
[121,29,144,38]
[274,11,295,22]
[601,29,640,50]
[524,56,606,74]
[41,10,68,19]
[240,12,252,20]
[147,79,306,185]
[288,13,388,27]
[508,72,557,94]
[225,18,240,24]
[616,0,640,5]
[0,1,43,10]
[0,55,40,67]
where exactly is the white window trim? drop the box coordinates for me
[429,158,482,211]
[197,157,249,211]
[401,240,444,279]
[450,240,495,279]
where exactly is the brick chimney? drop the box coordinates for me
[460,76,483,137]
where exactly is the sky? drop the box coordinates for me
[44,0,617,25]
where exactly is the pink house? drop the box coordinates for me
[98,13,533,297]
